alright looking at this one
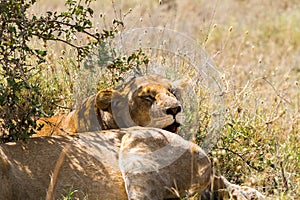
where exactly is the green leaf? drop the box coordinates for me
[46,11,52,16]
[8,25,16,33]
[35,50,47,57]
[87,7,94,16]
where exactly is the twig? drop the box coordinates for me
[280,161,289,192]
[265,111,285,125]
[203,0,218,47]
[220,147,262,171]
[50,102,72,111]
[32,34,83,49]
[262,77,291,105]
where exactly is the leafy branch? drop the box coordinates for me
[0,0,123,142]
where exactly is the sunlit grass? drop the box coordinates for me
[30,0,299,199]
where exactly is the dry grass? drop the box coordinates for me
[31,0,299,199]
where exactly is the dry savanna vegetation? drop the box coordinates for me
[1,0,299,199]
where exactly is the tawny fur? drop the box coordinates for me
[0,127,264,200]
[35,75,184,136]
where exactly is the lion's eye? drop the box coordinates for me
[168,88,177,97]
[142,95,155,102]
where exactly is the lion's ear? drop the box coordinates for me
[172,77,191,90]
[170,77,191,99]
[95,89,115,111]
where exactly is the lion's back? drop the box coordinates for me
[0,133,127,200]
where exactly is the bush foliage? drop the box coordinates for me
[0,0,147,142]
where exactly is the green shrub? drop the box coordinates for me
[0,0,139,142]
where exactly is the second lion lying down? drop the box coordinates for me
[26,75,264,199]
[0,127,264,200]
[36,75,184,136]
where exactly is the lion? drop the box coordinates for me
[35,75,184,136]
[0,127,264,200]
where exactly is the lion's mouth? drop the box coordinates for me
[163,122,181,133]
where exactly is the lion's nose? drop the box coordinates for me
[166,106,182,116]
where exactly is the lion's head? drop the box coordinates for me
[36,75,185,136]
[96,75,184,133]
